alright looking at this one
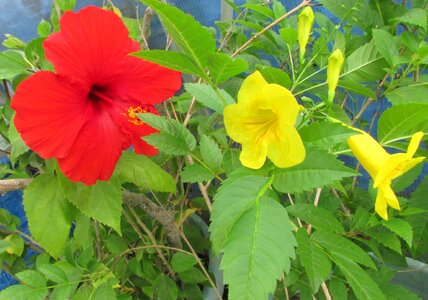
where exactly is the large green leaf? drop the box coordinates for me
[296,228,332,292]
[200,135,222,172]
[140,0,215,70]
[386,86,428,105]
[372,29,400,67]
[0,50,29,79]
[115,151,176,193]
[287,203,344,233]
[342,41,387,82]
[256,65,292,88]
[393,8,427,30]
[311,231,376,269]
[208,53,248,84]
[210,176,296,300]
[139,113,196,155]
[299,121,356,150]
[273,148,357,193]
[330,254,386,300]
[61,177,122,234]
[133,50,207,79]
[24,174,75,258]
[184,83,234,114]
[9,120,29,164]
[377,103,428,144]
[381,218,413,247]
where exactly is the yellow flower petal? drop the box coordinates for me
[237,71,267,109]
[407,131,424,157]
[224,104,250,144]
[373,153,408,188]
[347,132,389,178]
[375,189,389,220]
[267,125,305,168]
[240,142,268,169]
[379,183,400,210]
[262,83,300,126]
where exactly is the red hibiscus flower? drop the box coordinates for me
[11,6,181,185]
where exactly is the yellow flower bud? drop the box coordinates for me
[298,7,315,64]
[327,49,345,105]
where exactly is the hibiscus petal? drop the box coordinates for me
[11,71,87,159]
[240,142,268,169]
[267,125,305,168]
[106,56,182,105]
[57,105,124,185]
[44,6,137,84]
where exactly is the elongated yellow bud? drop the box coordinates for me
[327,49,345,105]
[298,7,315,64]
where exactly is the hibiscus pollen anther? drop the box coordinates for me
[122,106,147,125]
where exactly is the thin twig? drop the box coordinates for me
[93,221,103,260]
[231,0,311,58]
[187,155,213,212]
[321,282,333,300]
[306,188,322,234]
[0,178,32,193]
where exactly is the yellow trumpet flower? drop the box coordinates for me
[348,131,425,220]
[223,71,305,169]
[298,6,315,64]
[327,49,345,105]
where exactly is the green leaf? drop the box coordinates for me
[393,8,427,30]
[89,282,116,300]
[2,34,26,49]
[61,177,122,234]
[379,283,422,300]
[256,65,292,88]
[154,274,178,300]
[16,270,46,288]
[184,83,234,114]
[296,228,332,292]
[377,104,428,144]
[372,29,400,67]
[208,53,248,84]
[37,20,51,38]
[24,174,75,257]
[381,218,413,247]
[4,234,24,256]
[366,226,402,254]
[181,163,214,183]
[210,176,296,300]
[140,0,215,70]
[200,135,222,171]
[0,285,47,300]
[171,252,197,273]
[287,204,344,233]
[342,41,387,82]
[299,121,356,150]
[133,50,207,78]
[311,231,376,269]
[139,113,196,155]
[386,86,428,105]
[407,177,428,256]
[328,278,348,300]
[38,264,68,284]
[177,267,207,284]
[56,0,76,11]
[0,50,29,79]
[8,120,29,164]
[330,254,386,300]
[279,28,297,47]
[273,148,357,193]
[115,151,176,193]
[338,80,376,99]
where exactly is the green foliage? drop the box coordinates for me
[0,50,29,80]
[185,83,235,114]
[208,53,249,84]
[299,121,356,150]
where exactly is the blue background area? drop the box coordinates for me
[0,0,426,292]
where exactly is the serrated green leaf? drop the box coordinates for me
[287,204,344,233]
[16,270,46,288]
[210,176,296,300]
[177,267,207,284]
[366,226,402,254]
[200,135,222,171]
[184,83,234,114]
[89,282,116,300]
[61,177,122,234]
[381,218,413,247]
[171,252,197,273]
[24,174,75,258]
[208,53,248,84]
[140,0,215,70]
[181,163,214,183]
[0,285,47,300]
[342,41,387,82]
[9,120,29,164]
[311,231,376,269]
[133,50,206,78]
[377,104,428,145]
[338,80,376,99]
[139,113,196,155]
[0,50,29,80]
[407,177,428,256]
[386,86,428,105]
[330,254,386,300]
[299,121,356,150]
[372,29,400,67]
[379,283,422,300]
[154,274,178,300]
[273,148,357,193]
[296,228,332,292]
[329,278,348,300]
[115,151,176,193]
[38,264,68,284]
[393,8,427,30]
[256,65,291,88]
